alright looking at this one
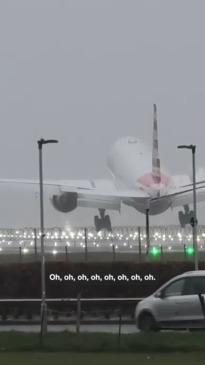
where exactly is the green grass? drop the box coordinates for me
[1,332,205,364]
[0,352,205,365]
[1,331,205,353]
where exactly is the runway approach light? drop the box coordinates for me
[150,246,161,257]
[185,245,194,256]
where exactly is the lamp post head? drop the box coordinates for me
[177,144,196,153]
[38,139,59,149]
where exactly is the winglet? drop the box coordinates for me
[152,104,161,183]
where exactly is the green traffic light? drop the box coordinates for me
[150,246,161,257]
[186,246,194,256]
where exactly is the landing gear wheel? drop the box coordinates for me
[178,211,186,228]
[178,205,194,228]
[94,216,102,232]
[104,215,112,232]
[94,212,112,232]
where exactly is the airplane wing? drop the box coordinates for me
[0,178,149,212]
[151,184,205,208]
[181,180,205,188]
[153,168,205,208]
[58,180,148,211]
[172,168,205,189]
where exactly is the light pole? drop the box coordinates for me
[178,144,198,270]
[38,138,58,337]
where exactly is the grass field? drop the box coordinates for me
[1,330,205,353]
[0,352,205,365]
[1,331,205,364]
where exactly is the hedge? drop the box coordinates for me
[0,261,201,298]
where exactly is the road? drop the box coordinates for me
[0,323,139,333]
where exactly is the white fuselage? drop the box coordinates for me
[107,137,174,215]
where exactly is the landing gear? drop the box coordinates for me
[178,205,194,228]
[94,209,112,232]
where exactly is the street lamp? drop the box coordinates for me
[38,138,58,337]
[177,144,198,270]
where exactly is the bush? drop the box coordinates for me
[0,261,200,299]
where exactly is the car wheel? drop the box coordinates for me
[138,313,159,332]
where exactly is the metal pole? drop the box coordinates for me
[37,138,58,340]
[34,228,37,257]
[65,245,69,261]
[112,244,116,262]
[84,228,88,262]
[192,146,198,270]
[178,144,199,270]
[19,246,22,261]
[76,293,81,334]
[118,310,122,345]
[138,226,142,261]
[145,209,150,255]
[38,140,47,336]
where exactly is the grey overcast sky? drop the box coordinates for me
[0,0,205,228]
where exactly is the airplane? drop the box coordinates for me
[1,104,205,233]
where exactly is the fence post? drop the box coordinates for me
[160,245,163,259]
[138,227,142,261]
[65,245,69,261]
[112,244,116,262]
[76,293,81,334]
[118,310,122,345]
[184,244,186,259]
[34,228,37,257]
[84,228,88,262]
[19,246,22,261]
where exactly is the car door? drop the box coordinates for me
[154,278,187,327]
[175,276,205,327]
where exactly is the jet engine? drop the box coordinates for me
[52,192,78,213]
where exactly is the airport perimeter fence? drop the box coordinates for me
[0,225,205,261]
[0,297,143,329]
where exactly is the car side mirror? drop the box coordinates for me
[155,290,165,299]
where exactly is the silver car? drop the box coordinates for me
[135,270,205,331]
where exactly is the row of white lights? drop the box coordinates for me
[0,226,204,254]
[1,230,205,240]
